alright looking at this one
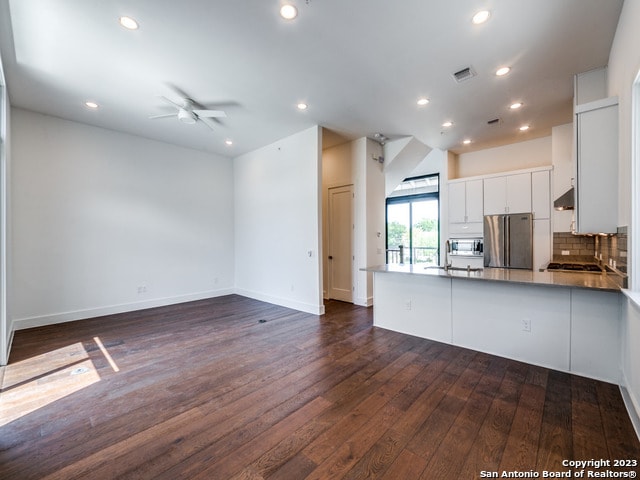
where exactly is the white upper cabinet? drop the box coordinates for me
[575,98,618,234]
[448,182,466,223]
[448,179,483,223]
[483,173,531,215]
[533,218,551,271]
[466,180,484,223]
[531,170,551,220]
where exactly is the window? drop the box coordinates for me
[386,174,439,265]
[632,70,640,290]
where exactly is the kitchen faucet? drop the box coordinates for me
[444,240,452,271]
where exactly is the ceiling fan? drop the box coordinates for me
[149,89,227,131]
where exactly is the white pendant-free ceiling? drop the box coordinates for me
[0,0,624,156]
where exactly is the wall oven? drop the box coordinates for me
[449,238,483,257]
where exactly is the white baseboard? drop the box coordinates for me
[1,326,14,366]
[12,288,235,331]
[235,288,324,315]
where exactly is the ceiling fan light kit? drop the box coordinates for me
[177,109,197,124]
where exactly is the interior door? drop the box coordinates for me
[328,185,353,302]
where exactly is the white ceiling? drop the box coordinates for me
[0,0,624,157]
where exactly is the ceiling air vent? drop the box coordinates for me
[452,67,476,83]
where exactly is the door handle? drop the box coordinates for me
[328,256,333,260]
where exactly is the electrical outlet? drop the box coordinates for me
[405,299,412,311]
[137,284,147,294]
[561,250,570,256]
[522,318,531,332]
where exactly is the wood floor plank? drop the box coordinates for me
[422,356,509,479]
[406,351,490,461]
[536,370,574,472]
[497,382,547,473]
[1,295,638,480]
[596,381,640,460]
[457,361,527,478]
[379,449,427,480]
[571,375,609,461]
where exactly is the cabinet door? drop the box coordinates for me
[533,219,551,271]
[448,182,466,223]
[576,103,618,233]
[483,177,506,215]
[531,171,551,219]
[465,179,484,223]
[506,173,531,214]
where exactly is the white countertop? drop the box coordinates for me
[363,264,623,292]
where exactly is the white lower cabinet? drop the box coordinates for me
[372,272,621,383]
[452,280,571,371]
[373,272,452,344]
[570,289,621,382]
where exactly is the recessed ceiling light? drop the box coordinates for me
[472,10,491,25]
[510,102,523,109]
[119,16,139,30]
[280,4,298,20]
[496,66,511,76]
[519,125,530,131]
[297,102,308,110]
[225,139,233,146]
[442,121,453,127]
[84,101,99,109]
[417,97,429,106]
[463,139,472,145]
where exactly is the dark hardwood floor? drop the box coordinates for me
[1,295,638,479]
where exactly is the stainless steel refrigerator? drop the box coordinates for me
[483,213,533,269]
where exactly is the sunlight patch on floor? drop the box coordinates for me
[0,343,101,427]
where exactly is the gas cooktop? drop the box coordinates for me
[546,262,603,273]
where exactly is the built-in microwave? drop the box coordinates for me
[449,238,483,256]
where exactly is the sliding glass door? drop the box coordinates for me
[386,195,439,266]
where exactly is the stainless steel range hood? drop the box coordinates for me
[554,187,575,210]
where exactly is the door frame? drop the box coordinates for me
[327,184,354,302]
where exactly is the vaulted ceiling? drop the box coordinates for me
[0,0,624,157]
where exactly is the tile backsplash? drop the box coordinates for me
[552,232,596,262]
[552,227,628,274]
[596,226,627,274]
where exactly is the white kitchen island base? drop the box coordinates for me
[372,269,621,384]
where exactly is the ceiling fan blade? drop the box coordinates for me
[165,84,192,102]
[199,117,217,131]
[157,95,185,109]
[193,109,227,118]
[149,113,178,119]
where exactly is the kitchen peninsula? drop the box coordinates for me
[364,264,623,384]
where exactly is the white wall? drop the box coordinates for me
[455,136,552,178]
[0,57,10,365]
[11,109,235,329]
[234,125,324,314]
[608,0,640,432]
[353,138,371,306]
[364,139,386,304]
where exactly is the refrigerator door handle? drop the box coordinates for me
[505,216,510,267]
